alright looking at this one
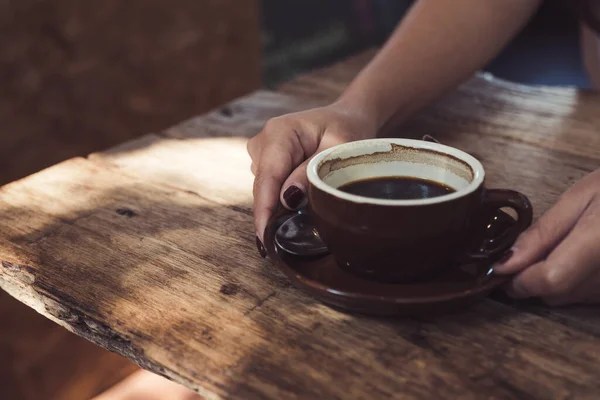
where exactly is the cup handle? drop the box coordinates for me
[463,189,533,262]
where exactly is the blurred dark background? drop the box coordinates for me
[0,0,589,187]
[0,1,592,399]
[262,0,590,88]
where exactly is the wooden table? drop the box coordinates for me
[2,50,600,399]
[0,0,260,186]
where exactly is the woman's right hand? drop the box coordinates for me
[247,101,378,253]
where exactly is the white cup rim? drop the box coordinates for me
[307,138,485,206]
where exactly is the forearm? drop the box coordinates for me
[336,0,542,133]
[581,23,600,89]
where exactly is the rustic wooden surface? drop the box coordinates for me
[1,3,260,397]
[0,0,260,185]
[0,291,138,400]
[2,50,600,399]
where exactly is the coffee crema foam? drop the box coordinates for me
[318,143,474,193]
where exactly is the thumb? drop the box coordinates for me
[279,134,350,210]
[280,158,310,210]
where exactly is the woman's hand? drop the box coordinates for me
[495,168,600,305]
[245,0,542,257]
[247,102,377,253]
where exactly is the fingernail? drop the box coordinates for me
[283,185,304,209]
[496,249,514,265]
[422,134,440,144]
[493,249,515,272]
[256,236,267,258]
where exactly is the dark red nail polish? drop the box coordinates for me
[422,134,440,144]
[256,236,267,258]
[283,185,304,209]
[496,249,513,264]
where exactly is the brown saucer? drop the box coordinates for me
[265,209,514,316]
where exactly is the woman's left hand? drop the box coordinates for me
[494,168,600,305]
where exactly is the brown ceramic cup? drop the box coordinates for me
[306,138,533,283]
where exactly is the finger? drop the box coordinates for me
[280,159,309,210]
[248,128,270,175]
[246,134,262,161]
[253,137,304,242]
[506,205,600,300]
[537,269,600,306]
[279,135,347,210]
[541,251,600,306]
[580,271,600,304]
[495,188,593,274]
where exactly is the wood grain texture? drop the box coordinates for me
[2,51,600,399]
[0,0,260,185]
[281,50,600,162]
[0,291,137,400]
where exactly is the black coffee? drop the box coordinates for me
[338,176,455,200]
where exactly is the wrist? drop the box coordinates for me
[326,96,379,141]
[332,91,386,135]
[334,72,409,135]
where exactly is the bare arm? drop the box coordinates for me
[339,0,543,132]
[581,23,600,89]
